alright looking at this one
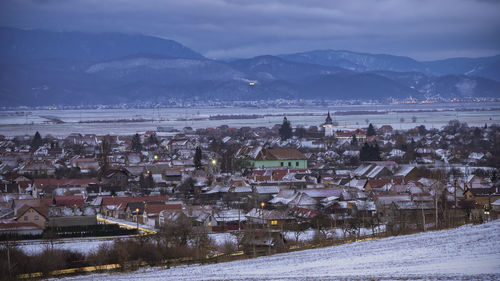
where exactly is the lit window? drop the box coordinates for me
[270,220,278,225]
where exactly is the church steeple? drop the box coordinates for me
[323,111,334,137]
[325,111,333,125]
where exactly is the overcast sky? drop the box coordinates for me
[1,0,500,60]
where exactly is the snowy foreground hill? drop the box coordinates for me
[56,220,500,281]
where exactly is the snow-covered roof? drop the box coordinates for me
[394,166,416,177]
[355,200,376,211]
[255,186,281,194]
[353,164,373,177]
[375,194,411,205]
[269,189,297,205]
[233,186,252,193]
[492,198,500,206]
[215,209,247,222]
[245,208,293,220]
[366,166,386,179]
[346,179,367,190]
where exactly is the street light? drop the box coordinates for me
[260,202,265,228]
[211,159,217,165]
[136,208,140,232]
[154,155,158,160]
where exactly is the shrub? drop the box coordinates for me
[218,238,237,254]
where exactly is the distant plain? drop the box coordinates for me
[1,102,499,136]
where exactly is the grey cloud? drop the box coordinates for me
[1,0,499,60]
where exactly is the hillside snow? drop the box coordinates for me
[54,220,500,280]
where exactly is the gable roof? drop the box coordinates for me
[256,148,307,161]
[40,196,85,207]
[144,203,183,217]
[255,186,281,194]
[394,166,417,177]
[298,188,342,199]
[15,205,49,220]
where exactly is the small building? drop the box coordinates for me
[245,208,294,228]
[251,148,307,169]
[14,205,48,229]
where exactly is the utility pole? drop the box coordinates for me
[435,183,439,230]
[421,194,426,232]
[454,179,457,227]
[7,243,11,278]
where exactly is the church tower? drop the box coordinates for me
[323,111,334,137]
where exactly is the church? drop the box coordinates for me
[322,111,334,137]
[322,111,367,141]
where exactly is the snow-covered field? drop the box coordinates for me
[18,236,116,255]
[1,102,499,136]
[53,220,500,281]
[17,233,238,254]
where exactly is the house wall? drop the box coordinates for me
[251,159,307,169]
[143,215,158,228]
[17,208,46,229]
[472,195,500,207]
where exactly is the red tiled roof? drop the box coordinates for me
[15,205,49,219]
[291,207,317,219]
[256,149,307,160]
[144,203,183,216]
[14,197,85,210]
[0,222,44,230]
[367,178,404,188]
[34,178,100,187]
[101,195,168,206]
[40,196,85,207]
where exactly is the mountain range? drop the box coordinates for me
[0,27,499,106]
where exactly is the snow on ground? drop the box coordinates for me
[284,226,386,242]
[18,233,238,255]
[2,103,499,136]
[18,236,123,255]
[53,220,500,281]
[209,232,238,246]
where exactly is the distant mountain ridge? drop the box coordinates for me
[279,49,500,81]
[0,27,204,61]
[0,27,499,106]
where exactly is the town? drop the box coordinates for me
[0,112,499,278]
